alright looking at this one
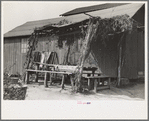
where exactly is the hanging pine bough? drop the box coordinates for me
[23,32,39,69]
[22,32,39,82]
[74,14,134,92]
[95,14,133,44]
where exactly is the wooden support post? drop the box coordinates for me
[94,78,97,93]
[44,72,48,87]
[61,74,65,89]
[118,45,122,87]
[117,33,125,87]
[25,71,29,84]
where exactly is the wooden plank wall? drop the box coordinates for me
[121,28,144,79]
[37,35,81,65]
[37,35,63,64]
[137,31,144,74]
[4,29,144,79]
[4,38,21,75]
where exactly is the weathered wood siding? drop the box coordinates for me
[4,38,22,74]
[91,29,144,79]
[121,30,138,78]
[137,31,144,74]
[121,29,144,79]
[4,29,144,79]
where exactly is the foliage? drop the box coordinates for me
[3,70,27,100]
[92,14,133,43]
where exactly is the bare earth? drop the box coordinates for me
[25,81,145,100]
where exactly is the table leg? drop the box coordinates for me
[44,72,48,87]
[35,65,39,82]
[49,73,52,86]
[25,71,29,84]
[70,75,74,91]
[61,74,65,89]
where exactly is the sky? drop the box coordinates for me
[2,1,105,34]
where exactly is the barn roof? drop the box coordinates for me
[60,3,129,16]
[4,3,144,38]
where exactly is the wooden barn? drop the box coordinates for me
[4,3,145,80]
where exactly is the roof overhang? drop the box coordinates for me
[36,3,144,33]
[4,3,144,38]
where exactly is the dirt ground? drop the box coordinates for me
[25,80,145,100]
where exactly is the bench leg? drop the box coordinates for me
[88,78,91,90]
[35,72,38,82]
[44,72,48,87]
[94,78,98,93]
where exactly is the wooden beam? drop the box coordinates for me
[26,69,72,74]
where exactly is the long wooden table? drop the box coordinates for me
[25,69,74,89]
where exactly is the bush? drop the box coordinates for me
[3,72,27,100]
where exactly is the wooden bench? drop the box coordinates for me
[84,76,111,92]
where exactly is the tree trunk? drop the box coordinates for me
[75,17,99,92]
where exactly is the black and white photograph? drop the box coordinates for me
[1,1,148,119]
